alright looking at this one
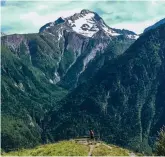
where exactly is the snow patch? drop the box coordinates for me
[50,23,54,27]
[68,13,98,37]
[14,83,18,87]
[49,79,54,84]
[67,12,121,37]
[29,122,35,127]
[40,10,138,39]
[127,34,139,40]
[14,82,25,91]
[103,26,121,36]
[54,72,60,83]
[58,30,63,41]
[19,83,25,91]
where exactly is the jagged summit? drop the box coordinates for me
[55,17,65,25]
[80,9,93,14]
[39,9,139,39]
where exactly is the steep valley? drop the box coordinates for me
[1,9,165,155]
[1,10,136,152]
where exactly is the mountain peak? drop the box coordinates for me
[55,17,65,24]
[39,10,138,39]
[80,9,93,14]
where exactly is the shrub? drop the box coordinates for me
[155,126,165,155]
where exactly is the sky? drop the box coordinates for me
[1,0,165,35]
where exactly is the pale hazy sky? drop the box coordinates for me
[1,0,165,34]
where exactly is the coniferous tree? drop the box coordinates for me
[156,126,165,155]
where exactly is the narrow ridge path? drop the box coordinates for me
[75,138,137,156]
[88,144,95,156]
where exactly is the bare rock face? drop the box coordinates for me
[39,9,139,39]
[2,10,136,90]
[1,34,26,52]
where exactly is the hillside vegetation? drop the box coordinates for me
[1,25,133,152]
[48,24,165,154]
[155,126,165,155]
[3,140,134,156]
[1,9,165,154]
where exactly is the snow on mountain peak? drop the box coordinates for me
[67,11,97,37]
[40,9,138,39]
[65,9,122,37]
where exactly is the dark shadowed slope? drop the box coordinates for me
[48,24,165,154]
[144,18,165,33]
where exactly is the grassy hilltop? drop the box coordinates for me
[3,140,135,156]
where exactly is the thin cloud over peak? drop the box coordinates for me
[1,1,165,34]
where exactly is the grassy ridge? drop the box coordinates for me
[3,141,89,156]
[3,140,136,156]
[93,144,130,156]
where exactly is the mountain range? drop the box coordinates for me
[1,9,165,155]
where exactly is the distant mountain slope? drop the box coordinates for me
[1,10,137,151]
[144,18,165,32]
[48,23,165,154]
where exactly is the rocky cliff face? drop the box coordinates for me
[1,10,137,151]
[2,10,136,90]
[37,9,138,89]
[40,9,138,39]
[48,24,165,154]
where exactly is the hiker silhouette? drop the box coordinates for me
[89,130,94,139]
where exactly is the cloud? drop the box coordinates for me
[111,20,159,34]
[1,1,165,34]
[37,5,49,10]
[19,9,82,27]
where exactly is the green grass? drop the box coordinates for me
[3,141,89,156]
[92,143,130,156]
[3,140,140,156]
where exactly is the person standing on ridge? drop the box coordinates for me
[89,130,94,140]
